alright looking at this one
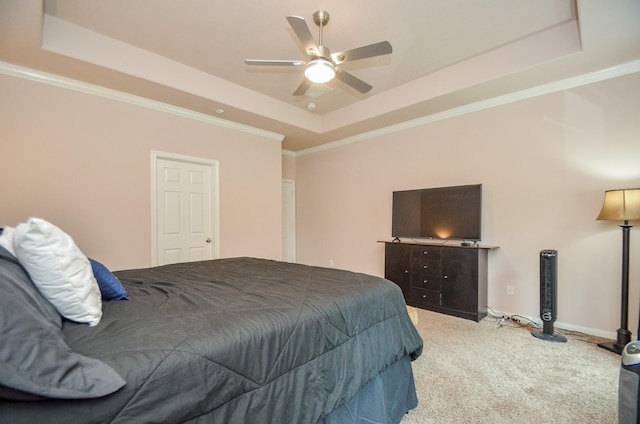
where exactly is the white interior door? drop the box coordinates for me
[282,179,296,262]
[152,152,219,266]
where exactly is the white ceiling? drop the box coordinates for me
[1,0,639,152]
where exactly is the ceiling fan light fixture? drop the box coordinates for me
[245,11,392,95]
[305,58,335,83]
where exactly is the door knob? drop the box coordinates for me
[206,237,212,243]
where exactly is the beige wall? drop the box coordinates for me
[0,73,283,270]
[282,153,296,180]
[294,72,640,337]
[2,65,639,338]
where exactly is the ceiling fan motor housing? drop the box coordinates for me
[245,9,391,95]
[313,10,330,27]
[314,45,331,60]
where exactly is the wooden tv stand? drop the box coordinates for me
[382,241,497,322]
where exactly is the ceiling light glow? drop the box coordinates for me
[304,58,335,83]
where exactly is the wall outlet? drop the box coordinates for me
[506,285,515,296]
[329,259,334,268]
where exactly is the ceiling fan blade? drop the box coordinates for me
[331,41,392,64]
[293,78,312,96]
[286,16,318,56]
[335,69,373,94]
[245,59,305,66]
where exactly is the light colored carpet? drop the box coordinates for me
[402,309,621,423]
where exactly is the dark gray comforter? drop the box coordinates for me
[3,257,423,423]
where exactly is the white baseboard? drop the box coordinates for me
[488,308,620,341]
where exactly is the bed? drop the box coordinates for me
[0,245,422,423]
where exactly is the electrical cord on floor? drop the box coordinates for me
[486,306,611,346]
[486,306,541,330]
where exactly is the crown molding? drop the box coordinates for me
[294,60,640,157]
[281,150,296,158]
[0,61,284,143]
[3,59,639,156]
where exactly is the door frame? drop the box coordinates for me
[282,179,296,262]
[151,150,220,266]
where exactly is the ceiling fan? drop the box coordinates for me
[244,10,392,96]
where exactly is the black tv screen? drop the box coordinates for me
[392,184,482,241]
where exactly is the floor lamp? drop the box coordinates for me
[596,188,640,354]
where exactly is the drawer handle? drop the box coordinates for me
[422,294,427,298]
[404,270,409,274]
[423,265,428,269]
[422,251,428,255]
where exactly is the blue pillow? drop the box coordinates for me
[89,259,129,301]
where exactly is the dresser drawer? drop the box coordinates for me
[407,288,440,307]
[410,263,441,291]
[411,246,441,260]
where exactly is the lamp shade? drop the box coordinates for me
[304,58,335,83]
[596,188,640,221]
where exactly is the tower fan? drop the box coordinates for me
[532,250,567,343]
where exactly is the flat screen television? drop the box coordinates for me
[391,184,482,241]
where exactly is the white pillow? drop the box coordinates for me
[0,226,15,256]
[13,218,102,326]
